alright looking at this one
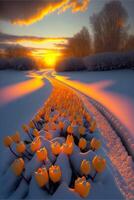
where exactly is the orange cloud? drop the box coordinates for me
[0,0,90,25]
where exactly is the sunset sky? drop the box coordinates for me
[0,0,134,66]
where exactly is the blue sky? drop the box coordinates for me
[1,0,134,37]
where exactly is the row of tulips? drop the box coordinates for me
[3,83,106,198]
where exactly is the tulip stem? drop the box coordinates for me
[28,132,33,141]
[23,153,31,160]
[21,173,29,184]
[9,146,19,157]
[92,171,98,181]
[25,149,33,156]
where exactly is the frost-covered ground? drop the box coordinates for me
[0,70,52,165]
[0,69,133,200]
[54,70,134,139]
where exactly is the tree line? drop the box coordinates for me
[65,0,134,58]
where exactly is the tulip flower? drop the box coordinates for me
[92,155,106,173]
[11,158,25,176]
[51,142,61,156]
[16,141,26,154]
[30,137,41,153]
[71,120,77,126]
[49,165,61,183]
[92,155,106,181]
[58,121,64,130]
[80,160,91,176]
[22,124,33,140]
[67,126,73,135]
[11,158,29,183]
[74,176,91,198]
[78,138,87,150]
[66,135,74,144]
[29,120,35,129]
[61,142,73,155]
[90,138,101,151]
[85,114,91,122]
[33,129,40,137]
[22,124,29,133]
[3,136,13,147]
[44,123,49,131]
[36,147,48,162]
[16,141,31,160]
[89,120,97,133]
[35,167,49,187]
[45,132,52,140]
[11,132,21,143]
[78,126,86,136]
[34,115,41,122]
[3,136,19,157]
[51,123,57,131]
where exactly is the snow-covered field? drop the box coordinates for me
[0,69,134,199]
[54,70,134,139]
[0,70,52,161]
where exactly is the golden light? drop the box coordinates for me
[44,51,62,68]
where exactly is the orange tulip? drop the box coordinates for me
[36,147,48,162]
[3,136,13,147]
[33,129,40,137]
[11,132,21,143]
[74,176,91,198]
[78,126,86,136]
[51,123,57,131]
[45,132,52,140]
[29,120,35,129]
[35,115,41,122]
[58,121,64,129]
[71,120,77,126]
[78,138,87,150]
[49,165,61,183]
[11,158,24,176]
[67,126,73,134]
[66,135,74,144]
[61,143,73,155]
[30,138,41,152]
[80,160,91,176]
[90,138,101,151]
[85,114,91,122]
[92,155,106,173]
[51,142,61,156]
[35,167,49,187]
[16,141,26,154]
[89,120,97,133]
[22,124,29,133]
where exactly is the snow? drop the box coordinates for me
[0,70,52,172]
[0,69,128,199]
[54,70,134,142]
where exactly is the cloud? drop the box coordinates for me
[0,32,70,56]
[0,0,90,25]
[0,32,69,47]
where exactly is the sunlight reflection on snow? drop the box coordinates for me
[55,73,134,137]
[0,74,44,106]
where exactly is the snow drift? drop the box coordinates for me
[55,51,134,72]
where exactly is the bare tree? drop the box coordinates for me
[66,27,92,57]
[124,35,134,51]
[90,0,128,53]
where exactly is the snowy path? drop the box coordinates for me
[53,70,134,139]
[47,69,134,199]
[0,70,52,158]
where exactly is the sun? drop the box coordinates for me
[45,53,57,67]
[44,51,62,68]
